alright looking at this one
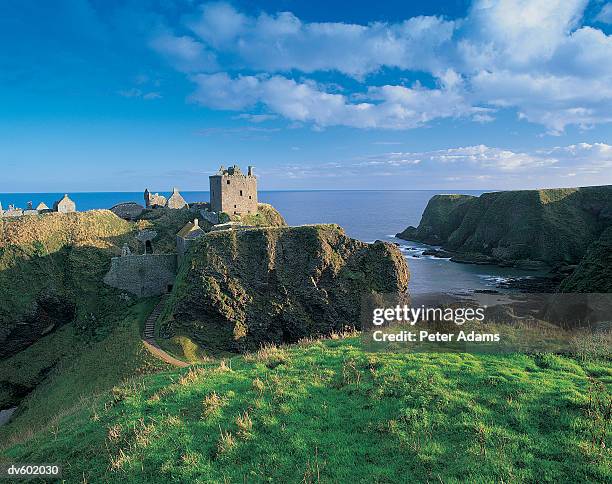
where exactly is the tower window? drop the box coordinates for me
[240,190,243,196]
[234,205,237,208]
[249,196,252,199]
[227,180,230,185]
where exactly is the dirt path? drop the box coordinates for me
[142,297,189,368]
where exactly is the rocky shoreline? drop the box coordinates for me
[396,186,612,293]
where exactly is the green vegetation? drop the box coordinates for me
[0,211,136,358]
[161,224,408,353]
[561,226,612,293]
[397,186,612,289]
[229,203,288,227]
[0,299,168,443]
[1,338,609,482]
[135,208,198,253]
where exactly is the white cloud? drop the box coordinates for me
[151,0,612,132]
[461,0,588,69]
[361,145,551,171]
[357,142,612,173]
[595,3,612,23]
[541,142,612,168]
[190,71,484,129]
[185,4,455,78]
[118,88,162,100]
[149,32,217,72]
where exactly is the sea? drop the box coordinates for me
[0,190,540,295]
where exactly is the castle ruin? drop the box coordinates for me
[209,165,257,215]
[1,195,74,218]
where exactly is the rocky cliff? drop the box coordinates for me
[559,226,612,293]
[163,225,409,352]
[0,211,135,358]
[397,186,612,270]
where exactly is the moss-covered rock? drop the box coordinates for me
[397,186,612,269]
[0,211,135,358]
[560,226,612,293]
[226,203,287,227]
[163,224,408,352]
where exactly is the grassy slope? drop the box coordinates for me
[1,339,609,483]
[0,211,134,323]
[0,300,169,444]
[230,203,288,227]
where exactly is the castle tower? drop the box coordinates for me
[209,164,257,215]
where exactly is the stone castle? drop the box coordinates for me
[104,164,259,297]
[209,165,257,215]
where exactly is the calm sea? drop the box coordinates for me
[1,190,537,294]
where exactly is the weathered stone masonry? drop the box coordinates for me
[209,165,257,215]
[103,254,177,297]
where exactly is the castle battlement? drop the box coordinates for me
[209,164,257,215]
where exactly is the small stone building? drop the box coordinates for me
[209,165,257,215]
[176,218,205,262]
[36,202,50,212]
[53,194,76,213]
[167,187,188,209]
[136,229,158,254]
[144,189,167,208]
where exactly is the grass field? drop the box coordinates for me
[2,336,609,483]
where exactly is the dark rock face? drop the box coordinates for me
[560,226,612,293]
[0,294,76,359]
[165,225,409,352]
[397,186,612,272]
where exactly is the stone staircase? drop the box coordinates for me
[144,296,167,341]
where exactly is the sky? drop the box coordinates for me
[1,0,611,192]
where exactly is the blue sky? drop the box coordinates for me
[1,0,611,192]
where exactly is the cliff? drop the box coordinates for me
[0,211,135,358]
[397,186,612,269]
[163,224,409,352]
[559,226,612,293]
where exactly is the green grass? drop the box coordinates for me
[0,299,169,444]
[2,338,609,483]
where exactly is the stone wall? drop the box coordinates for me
[210,170,257,215]
[103,254,177,297]
[110,202,144,220]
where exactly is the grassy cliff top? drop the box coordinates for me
[1,338,609,482]
[226,203,287,227]
[398,185,612,267]
[0,210,132,253]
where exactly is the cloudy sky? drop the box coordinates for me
[1,0,611,191]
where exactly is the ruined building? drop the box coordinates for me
[209,165,257,215]
[144,187,188,209]
[176,218,205,262]
[167,187,188,209]
[144,189,167,208]
[53,194,76,213]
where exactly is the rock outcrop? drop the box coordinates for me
[559,226,612,293]
[397,186,612,269]
[164,224,409,352]
[0,211,134,358]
